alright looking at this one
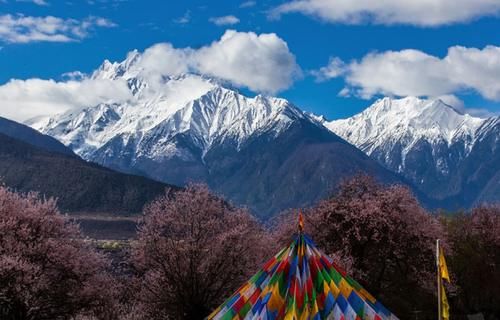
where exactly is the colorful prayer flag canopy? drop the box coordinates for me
[208,232,398,320]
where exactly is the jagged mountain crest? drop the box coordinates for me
[33,81,306,159]
[324,96,499,209]
[31,51,500,214]
[324,96,488,177]
[325,96,485,155]
[91,49,241,96]
[30,52,404,217]
[31,47,312,163]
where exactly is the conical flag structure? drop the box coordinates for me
[208,231,398,320]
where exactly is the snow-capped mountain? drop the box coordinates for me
[33,76,300,162]
[326,97,485,157]
[325,97,499,208]
[32,51,304,162]
[31,52,400,217]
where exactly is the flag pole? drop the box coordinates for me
[437,239,442,320]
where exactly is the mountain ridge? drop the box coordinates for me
[0,132,175,214]
[30,53,403,217]
[324,96,499,208]
[0,116,76,156]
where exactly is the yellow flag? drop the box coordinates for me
[441,283,450,320]
[439,247,450,282]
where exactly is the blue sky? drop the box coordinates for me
[1,0,500,121]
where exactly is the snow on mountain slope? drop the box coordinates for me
[323,96,500,208]
[29,51,404,217]
[325,97,486,173]
[31,52,305,163]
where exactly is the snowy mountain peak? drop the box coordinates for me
[92,49,142,81]
[322,96,500,207]
[322,96,495,191]
[32,52,309,163]
[325,96,485,154]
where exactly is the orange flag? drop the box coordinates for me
[298,210,304,232]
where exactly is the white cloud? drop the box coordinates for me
[173,11,191,24]
[0,30,300,121]
[459,107,499,118]
[0,14,116,43]
[133,30,300,93]
[271,0,500,26]
[134,43,191,89]
[193,30,300,93]
[434,94,499,117]
[337,87,350,97]
[61,71,87,81]
[138,43,191,76]
[209,15,240,26]
[0,78,132,122]
[311,57,345,81]
[240,1,256,8]
[317,46,500,102]
[434,94,465,109]
[16,0,49,5]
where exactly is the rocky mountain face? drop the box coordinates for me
[454,117,500,207]
[325,97,499,209]
[31,52,401,217]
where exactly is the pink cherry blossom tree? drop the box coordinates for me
[0,186,118,320]
[273,175,444,317]
[131,184,273,320]
[446,205,500,318]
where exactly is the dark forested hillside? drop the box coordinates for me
[0,116,75,156]
[0,133,175,214]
